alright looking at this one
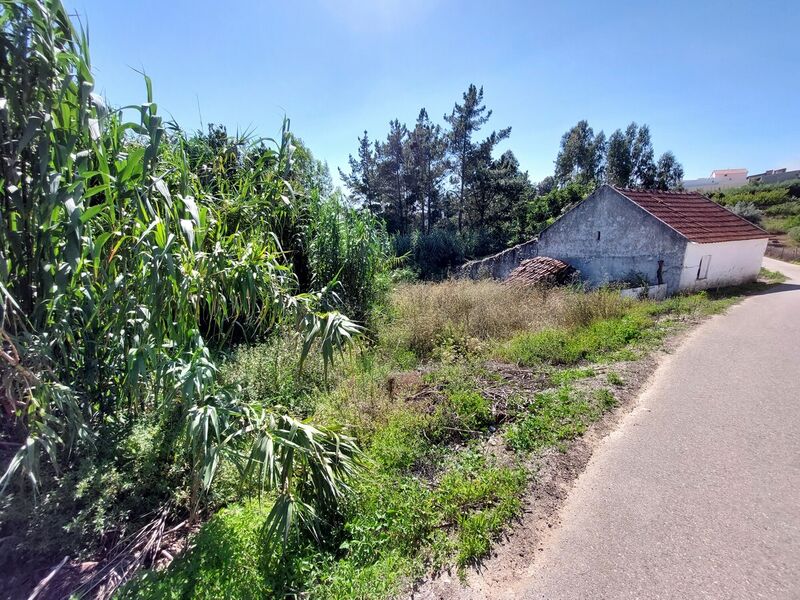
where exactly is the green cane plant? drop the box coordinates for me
[0,0,361,566]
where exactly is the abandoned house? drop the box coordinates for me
[457,185,769,295]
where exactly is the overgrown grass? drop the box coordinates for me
[501,314,653,366]
[382,281,634,359]
[126,280,756,599]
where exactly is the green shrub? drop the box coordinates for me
[340,473,436,566]
[606,371,624,386]
[505,386,594,451]
[728,201,763,225]
[120,502,276,599]
[369,410,434,471]
[550,367,596,385]
[789,226,800,244]
[594,388,617,409]
[219,335,325,416]
[447,389,493,430]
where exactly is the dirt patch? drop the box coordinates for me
[408,328,693,600]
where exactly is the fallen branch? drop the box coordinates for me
[27,555,69,600]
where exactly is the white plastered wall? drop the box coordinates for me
[678,238,768,291]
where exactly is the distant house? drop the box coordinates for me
[747,168,800,185]
[682,168,748,192]
[458,185,769,295]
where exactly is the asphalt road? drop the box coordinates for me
[522,257,800,599]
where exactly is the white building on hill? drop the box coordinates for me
[683,168,748,192]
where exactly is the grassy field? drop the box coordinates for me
[121,279,754,599]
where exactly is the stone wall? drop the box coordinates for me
[454,238,539,280]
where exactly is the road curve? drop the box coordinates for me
[521,257,800,599]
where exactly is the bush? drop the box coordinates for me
[219,335,325,416]
[434,456,526,568]
[789,226,800,244]
[409,230,465,279]
[369,410,435,471]
[119,501,309,599]
[728,201,763,225]
[447,389,493,430]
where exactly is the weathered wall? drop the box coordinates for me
[536,186,689,293]
[455,238,539,280]
[678,238,767,291]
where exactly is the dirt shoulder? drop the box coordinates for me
[409,325,698,600]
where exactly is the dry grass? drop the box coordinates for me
[383,280,634,358]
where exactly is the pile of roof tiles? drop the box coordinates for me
[504,256,575,286]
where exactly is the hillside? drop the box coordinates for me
[708,179,800,248]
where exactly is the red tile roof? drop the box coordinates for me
[614,187,769,244]
[504,256,575,286]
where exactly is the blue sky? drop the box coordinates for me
[66,0,798,183]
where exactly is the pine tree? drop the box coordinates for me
[444,85,509,232]
[339,131,379,212]
[406,109,448,232]
[377,119,409,233]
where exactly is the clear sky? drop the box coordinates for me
[66,0,798,183]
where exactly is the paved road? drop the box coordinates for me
[522,257,800,599]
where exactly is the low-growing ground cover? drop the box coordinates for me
[121,278,757,599]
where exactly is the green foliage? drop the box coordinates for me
[435,454,526,568]
[527,180,593,233]
[219,336,324,416]
[594,388,617,410]
[759,268,787,284]
[789,226,800,244]
[550,367,596,385]
[606,371,624,386]
[119,501,329,599]
[307,193,392,322]
[342,85,535,273]
[407,229,465,279]
[340,472,436,566]
[0,3,376,587]
[119,502,272,599]
[369,410,435,471]
[502,315,653,366]
[505,386,596,451]
[711,179,800,238]
[728,201,763,225]
[447,389,492,430]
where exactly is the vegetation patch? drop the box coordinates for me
[760,267,788,284]
[502,314,653,366]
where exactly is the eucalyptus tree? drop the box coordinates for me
[655,151,684,190]
[554,120,606,185]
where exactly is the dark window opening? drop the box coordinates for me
[657,260,664,285]
[696,255,711,280]
[596,231,601,241]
